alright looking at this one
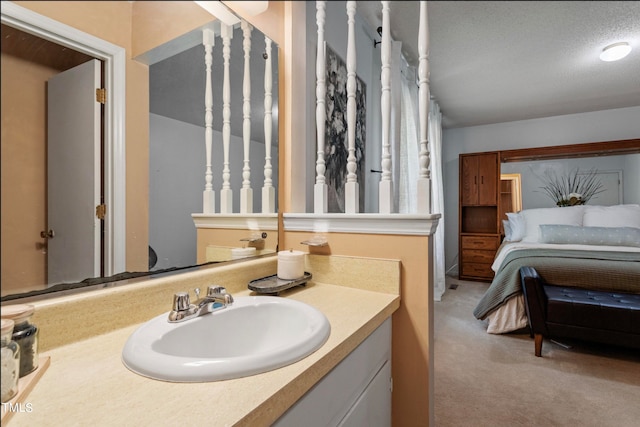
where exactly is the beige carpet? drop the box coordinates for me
[434,277,640,427]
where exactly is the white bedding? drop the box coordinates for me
[485,205,640,334]
[492,241,640,273]
[485,295,528,334]
[485,242,640,334]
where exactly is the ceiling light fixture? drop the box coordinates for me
[194,1,240,26]
[599,42,632,62]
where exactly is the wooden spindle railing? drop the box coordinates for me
[345,1,359,213]
[379,0,393,214]
[417,0,432,213]
[240,20,253,213]
[202,28,215,213]
[314,0,328,214]
[220,23,233,213]
[262,35,275,213]
[310,1,433,215]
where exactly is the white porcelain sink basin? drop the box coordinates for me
[122,296,330,382]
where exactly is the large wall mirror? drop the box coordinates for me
[499,140,640,212]
[1,2,279,301]
[146,18,279,271]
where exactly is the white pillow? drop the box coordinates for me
[583,204,640,228]
[539,224,640,247]
[521,205,585,242]
[503,220,512,241]
[506,212,525,242]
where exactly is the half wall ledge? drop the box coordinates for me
[192,213,278,230]
[283,213,441,236]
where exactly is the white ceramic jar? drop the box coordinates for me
[1,319,20,403]
[277,250,305,280]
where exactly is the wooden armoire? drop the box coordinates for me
[458,152,501,281]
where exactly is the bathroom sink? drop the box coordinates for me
[122,296,331,382]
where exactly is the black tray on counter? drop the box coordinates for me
[248,272,312,295]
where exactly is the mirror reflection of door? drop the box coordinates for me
[47,59,103,284]
[0,24,101,293]
[499,173,522,235]
[578,170,622,206]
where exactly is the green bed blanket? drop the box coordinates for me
[473,248,640,320]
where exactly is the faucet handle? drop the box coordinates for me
[173,292,191,311]
[208,285,227,296]
[207,285,234,304]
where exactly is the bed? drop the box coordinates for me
[473,204,640,334]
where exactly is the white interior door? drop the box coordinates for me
[579,170,622,206]
[47,59,101,285]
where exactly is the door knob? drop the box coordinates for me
[40,229,55,239]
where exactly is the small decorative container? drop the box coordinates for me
[248,272,313,295]
[1,304,39,377]
[1,319,20,403]
[277,249,305,280]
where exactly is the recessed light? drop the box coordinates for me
[599,42,632,62]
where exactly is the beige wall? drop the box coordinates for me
[14,1,133,48]
[282,231,435,425]
[280,1,308,214]
[131,1,213,58]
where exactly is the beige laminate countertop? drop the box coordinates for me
[6,282,399,427]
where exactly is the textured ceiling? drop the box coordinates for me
[357,1,640,129]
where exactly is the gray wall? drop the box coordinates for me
[149,113,277,270]
[624,153,640,202]
[501,155,635,209]
[443,105,640,273]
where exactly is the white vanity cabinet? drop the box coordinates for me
[274,318,392,427]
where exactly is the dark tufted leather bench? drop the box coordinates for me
[520,266,640,357]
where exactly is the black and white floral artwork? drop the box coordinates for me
[324,44,366,213]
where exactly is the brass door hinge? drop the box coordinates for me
[96,204,106,220]
[96,88,106,104]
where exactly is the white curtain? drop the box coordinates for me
[429,100,445,301]
[389,50,444,301]
[397,61,419,214]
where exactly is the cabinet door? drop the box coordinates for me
[477,153,498,205]
[274,319,391,427]
[338,360,391,427]
[461,155,479,205]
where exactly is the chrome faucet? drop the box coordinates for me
[168,285,234,323]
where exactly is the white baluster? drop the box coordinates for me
[345,1,359,213]
[220,23,233,213]
[240,20,253,213]
[314,0,328,214]
[202,28,215,213]
[417,0,431,213]
[379,0,393,214]
[262,36,275,213]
